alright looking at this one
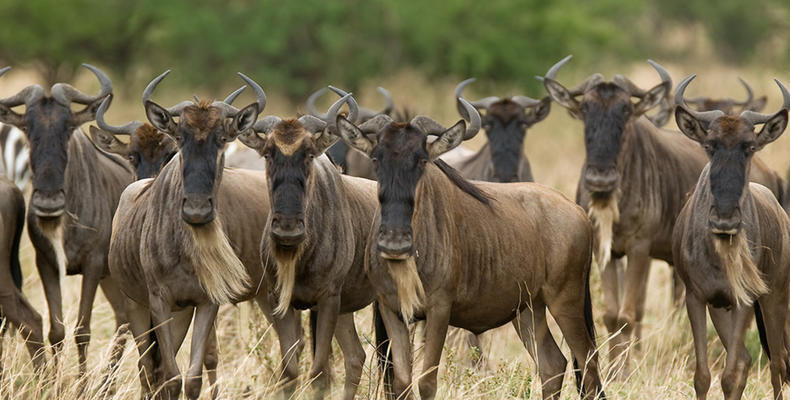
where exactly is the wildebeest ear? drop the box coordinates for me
[746,96,768,113]
[336,115,375,155]
[675,106,707,143]
[312,129,339,155]
[89,125,129,155]
[0,104,25,128]
[145,100,176,133]
[525,97,551,125]
[543,78,581,119]
[756,109,788,149]
[237,131,267,153]
[71,95,107,127]
[230,103,259,136]
[427,120,465,160]
[633,83,667,116]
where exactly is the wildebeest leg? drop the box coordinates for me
[379,304,414,399]
[687,292,711,400]
[35,251,65,360]
[126,298,157,398]
[670,268,685,307]
[148,291,181,399]
[99,277,131,372]
[75,264,102,378]
[714,307,752,399]
[418,301,450,400]
[757,293,789,400]
[334,313,365,400]
[254,295,303,396]
[616,243,650,372]
[0,290,45,371]
[184,304,218,400]
[203,327,219,399]
[309,295,340,398]
[601,257,622,366]
[512,301,566,400]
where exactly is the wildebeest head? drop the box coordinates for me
[143,71,264,226]
[239,88,357,247]
[675,75,790,236]
[336,97,481,259]
[454,78,550,182]
[0,64,112,217]
[678,77,767,115]
[542,56,670,194]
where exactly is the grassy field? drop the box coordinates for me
[2,62,790,398]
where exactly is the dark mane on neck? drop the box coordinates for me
[433,158,492,206]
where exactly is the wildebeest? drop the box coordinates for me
[541,55,784,372]
[673,75,790,400]
[336,97,605,400]
[0,65,133,377]
[449,78,550,182]
[236,92,379,399]
[0,177,44,371]
[108,71,308,399]
[308,85,393,176]
[677,77,767,115]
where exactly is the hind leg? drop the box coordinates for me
[99,277,131,373]
[334,313,365,400]
[755,293,788,400]
[711,307,752,400]
[0,290,45,371]
[601,257,624,371]
[687,292,711,400]
[203,327,219,399]
[126,299,158,398]
[512,300,567,400]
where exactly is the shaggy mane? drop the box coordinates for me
[434,159,492,206]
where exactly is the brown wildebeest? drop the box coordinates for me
[449,78,550,182]
[308,85,393,177]
[0,177,45,371]
[336,98,605,400]
[673,75,790,400]
[541,56,783,372]
[236,93,380,399]
[0,65,134,377]
[109,71,326,399]
[678,77,768,115]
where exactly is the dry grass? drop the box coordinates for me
[2,61,790,399]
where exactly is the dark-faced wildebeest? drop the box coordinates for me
[673,75,790,400]
[307,86,393,177]
[677,77,767,116]
[236,92,381,399]
[336,97,605,400]
[541,56,784,372]
[0,65,134,377]
[450,78,550,182]
[0,177,45,371]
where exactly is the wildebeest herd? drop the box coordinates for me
[0,56,789,400]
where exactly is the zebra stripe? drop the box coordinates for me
[0,123,31,191]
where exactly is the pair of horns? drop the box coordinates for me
[307,86,392,121]
[454,78,543,109]
[0,64,112,108]
[253,90,358,135]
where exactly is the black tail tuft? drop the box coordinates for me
[309,309,318,358]
[374,302,394,398]
[9,189,24,290]
[754,300,771,360]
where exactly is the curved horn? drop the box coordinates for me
[376,87,394,115]
[51,63,113,106]
[306,87,329,118]
[735,77,754,106]
[740,79,790,125]
[298,114,328,133]
[357,114,394,134]
[648,59,672,92]
[223,86,246,105]
[675,75,725,125]
[253,115,283,135]
[540,55,602,96]
[545,55,572,81]
[413,98,480,140]
[454,78,500,110]
[322,86,360,124]
[96,95,142,135]
[142,70,194,115]
[0,67,44,107]
[237,72,266,112]
[511,95,542,108]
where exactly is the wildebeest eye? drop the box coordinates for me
[127,154,138,164]
[702,142,714,154]
[517,120,530,130]
[418,158,428,168]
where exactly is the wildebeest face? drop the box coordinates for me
[145,100,258,226]
[90,124,177,180]
[259,120,325,247]
[676,109,788,235]
[483,98,549,182]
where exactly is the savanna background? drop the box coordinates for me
[2,0,790,398]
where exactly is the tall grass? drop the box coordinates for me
[2,61,790,398]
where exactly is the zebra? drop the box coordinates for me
[0,123,31,191]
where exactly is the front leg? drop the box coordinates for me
[33,251,65,360]
[378,302,414,400]
[147,289,181,400]
[686,292,711,400]
[756,292,789,400]
[616,242,651,373]
[718,307,752,399]
[254,295,303,397]
[184,304,219,400]
[309,294,341,399]
[419,300,450,400]
[334,313,365,400]
[75,267,102,379]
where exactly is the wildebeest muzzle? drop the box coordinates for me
[584,166,618,193]
[377,227,413,260]
[270,214,306,247]
[182,193,215,225]
[31,189,66,218]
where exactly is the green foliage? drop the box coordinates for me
[0,0,788,99]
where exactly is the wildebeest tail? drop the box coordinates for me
[310,310,317,358]
[754,300,770,360]
[374,302,394,397]
[574,256,600,398]
[10,188,24,289]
